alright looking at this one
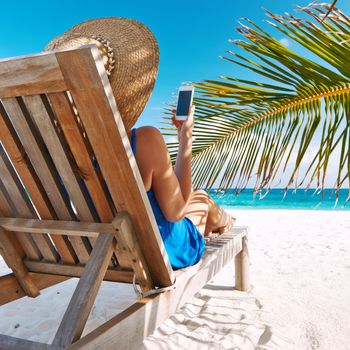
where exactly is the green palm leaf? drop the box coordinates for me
[163,2,350,202]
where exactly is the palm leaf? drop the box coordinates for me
[321,0,338,22]
[163,2,350,202]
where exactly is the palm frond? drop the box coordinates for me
[321,0,338,22]
[163,2,350,202]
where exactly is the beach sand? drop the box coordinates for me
[0,209,349,349]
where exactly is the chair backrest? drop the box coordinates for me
[0,46,174,287]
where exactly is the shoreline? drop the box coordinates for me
[0,209,349,349]
[222,206,350,211]
[210,188,350,212]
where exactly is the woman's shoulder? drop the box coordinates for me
[135,126,170,172]
[136,126,162,137]
[136,126,166,147]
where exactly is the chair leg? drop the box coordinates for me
[52,232,115,348]
[235,234,250,292]
[0,228,39,297]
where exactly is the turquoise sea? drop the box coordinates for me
[208,188,350,210]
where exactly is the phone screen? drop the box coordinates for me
[176,90,193,116]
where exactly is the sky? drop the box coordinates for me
[1,0,349,188]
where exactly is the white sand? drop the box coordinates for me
[0,210,350,349]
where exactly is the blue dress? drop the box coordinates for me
[131,128,205,269]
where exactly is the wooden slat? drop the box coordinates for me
[56,46,174,287]
[0,217,114,237]
[0,100,77,264]
[0,52,66,98]
[69,229,247,350]
[0,218,139,277]
[48,92,114,223]
[0,228,39,297]
[22,94,108,265]
[112,213,153,292]
[0,186,26,260]
[0,187,36,299]
[0,147,50,261]
[53,233,116,348]
[0,272,68,306]
[0,145,59,262]
[48,92,126,268]
[0,334,58,350]
[24,94,96,223]
[0,216,130,274]
[24,260,133,283]
[0,98,67,215]
[1,97,90,263]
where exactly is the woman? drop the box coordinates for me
[129,105,235,268]
[46,17,235,269]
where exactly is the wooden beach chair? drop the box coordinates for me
[0,46,250,350]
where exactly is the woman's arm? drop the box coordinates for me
[173,105,195,205]
[137,106,195,222]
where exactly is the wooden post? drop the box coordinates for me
[55,47,175,287]
[0,272,68,306]
[112,213,153,292]
[0,228,39,297]
[235,234,250,292]
[52,232,115,348]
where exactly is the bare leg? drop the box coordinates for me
[205,198,235,235]
[185,190,235,236]
[183,190,210,235]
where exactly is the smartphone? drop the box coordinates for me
[175,86,194,120]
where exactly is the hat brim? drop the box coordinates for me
[46,17,159,130]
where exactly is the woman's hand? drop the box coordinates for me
[171,105,195,144]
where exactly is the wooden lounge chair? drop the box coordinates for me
[0,46,250,350]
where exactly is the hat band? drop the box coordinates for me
[47,33,115,76]
[90,35,115,75]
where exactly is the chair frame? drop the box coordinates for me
[0,46,250,350]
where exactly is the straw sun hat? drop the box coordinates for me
[45,17,159,130]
